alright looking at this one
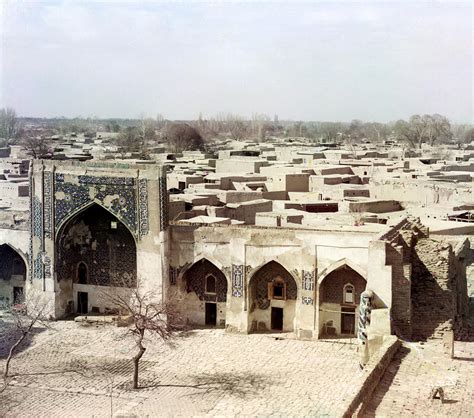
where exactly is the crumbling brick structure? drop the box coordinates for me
[411,238,457,340]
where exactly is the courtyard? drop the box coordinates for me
[1,318,362,417]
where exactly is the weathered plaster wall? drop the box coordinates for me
[370,178,471,206]
[169,224,377,338]
[72,283,132,314]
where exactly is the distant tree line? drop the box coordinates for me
[2,107,474,158]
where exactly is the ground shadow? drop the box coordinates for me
[454,323,474,342]
[0,321,47,359]
[361,345,410,417]
[136,371,271,398]
[0,386,24,412]
[453,355,474,362]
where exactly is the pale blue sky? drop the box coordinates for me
[1,0,472,122]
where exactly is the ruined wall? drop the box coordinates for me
[453,239,473,337]
[411,238,456,340]
[370,178,471,206]
[373,217,429,338]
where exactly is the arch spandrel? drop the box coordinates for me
[182,258,228,302]
[248,260,299,289]
[248,261,299,307]
[0,244,28,280]
[0,243,29,269]
[317,258,367,285]
[179,254,231,286]
[53,173,139,238]
[55,199,138,243]
[317,258,388,308]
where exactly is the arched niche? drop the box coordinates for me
[181,258,228,327]
[248,261,298,333]
[0,244,27,306]
[56,203,137,288]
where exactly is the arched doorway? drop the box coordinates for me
[181,259,228,327]
[248,261,298,332]
[56,204,137,314]
[319,264,366,337]
[0,244,27,307]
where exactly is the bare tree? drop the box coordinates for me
[0,107,20,143]
[21,135,51,158]
[224,114,249,140]
[319,122,343,143]
[424,114,452,146]
[363,122,390,143]
[394,114,452,148]
[156,113,166,131]
[393,115,426,149]
[2,291,51,384]
[163,123,204,153]
[286,121,308,138]
[101,285,183,389]
[138,116,157,158]
[250,113,271,142]
[462,127,474,144]
[116,127,143,158]
[345,119,364,142]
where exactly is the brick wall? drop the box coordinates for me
[411,238,456,340]
[386,243,412,338]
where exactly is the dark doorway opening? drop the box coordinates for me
[341,307,355,334]
[77,292,88,314]
[205,302,217,325]
[271,307,283,331]
[13,287,24,304]
[78,262,87,284]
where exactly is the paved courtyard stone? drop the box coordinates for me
[1,319,361,417]
[2,318,472,417]
[365,340,474,417]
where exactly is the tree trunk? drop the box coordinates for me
[132,333,146,389]
[4,332,27,379]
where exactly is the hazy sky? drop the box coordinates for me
[1,0,472,122]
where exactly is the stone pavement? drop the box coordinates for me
[0,319,362,417]
[364,340,474,417]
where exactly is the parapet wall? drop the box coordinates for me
[339,336,401,417]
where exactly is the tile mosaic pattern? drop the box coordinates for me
[232,265,244,297]
[158,176,168,230]
[302,296,314,305]
[54,174,138,235]
[43,171,53,239]
[251,261,298,309]
[302,270,315,291]
[138,178,149,237]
